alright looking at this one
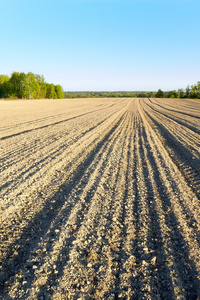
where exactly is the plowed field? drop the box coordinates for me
[0,98,200,299]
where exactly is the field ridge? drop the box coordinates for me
[0,98,199,299]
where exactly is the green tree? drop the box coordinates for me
[0,72,64,99]
[190,84,199,98]
[169,90,177,98]
[9,72,21,98]
[46,83,57,99]
[197,81,200,98]
[21,72,36,99]
[177,88,184,98]
[155,89,164,98]
[0,75,9,98]
[55,85,64,99]
[185,84,191,98]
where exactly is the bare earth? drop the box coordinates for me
[0,98,200,299]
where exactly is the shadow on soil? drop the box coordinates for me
[0,114,125,297]
[139,124,200,299]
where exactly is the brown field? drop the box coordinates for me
[0,98,200,299]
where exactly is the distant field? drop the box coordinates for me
[0,98,200,299]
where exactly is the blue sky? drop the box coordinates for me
[0,0,199,91]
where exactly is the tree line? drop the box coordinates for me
[0,72,64,99]
[1,73,199,100]
[64,81,200,99]
[64,91,155,98]
[155,81,200,99]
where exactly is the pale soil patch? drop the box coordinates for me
[0,98,200,299]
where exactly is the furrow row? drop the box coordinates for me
[0,102,130,297]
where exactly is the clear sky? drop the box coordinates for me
[0,0,199,91]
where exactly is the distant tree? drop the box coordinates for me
[55,85,64,99]
[46,83,57,99]
[36,74,47,98]
[149,91,156,98]
[169,90,177,98]
[9,72,39,99]
[9,72,21,98]
[197,81,200,98]
[190,84,200,98]
[177,88,184,98]
[24,72,39,99]
[137,92,147,97]
[0,72,64,99]
[185,84,191,98]
[0,75,9,98]
[155,89,164,98]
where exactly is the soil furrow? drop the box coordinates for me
[140,101,200,201]
[31,105,132,299]
[140,104,200,298]
[140,123,199,298]
[0,103,129,296]
[0,98,200,299]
